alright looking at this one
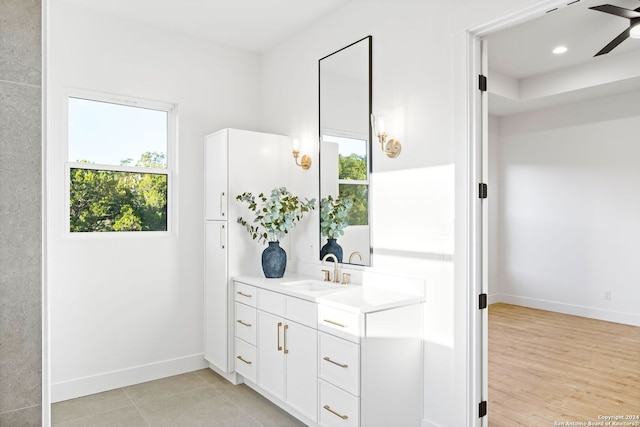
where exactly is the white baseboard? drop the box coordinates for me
[51,353,208,403]
[491,294,640,326]
[422,418,443,427]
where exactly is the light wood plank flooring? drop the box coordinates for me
[489,303,640,426]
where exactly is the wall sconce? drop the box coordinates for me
[371,113,401,158]
[292,138,312,170]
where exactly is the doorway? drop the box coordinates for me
[468,1,640,425]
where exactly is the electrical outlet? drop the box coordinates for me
[604,290,612,301]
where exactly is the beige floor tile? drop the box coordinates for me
[193,369,233,390]
[222,385,306,427]
[135,386,259,427]
[247,405,308,426]
[53,406,148,427]
[123,372,207,405]
[51,369,310,427]
[52,389,133,424]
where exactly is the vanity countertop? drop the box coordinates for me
[233,274,424,314]
[315,286,424,314]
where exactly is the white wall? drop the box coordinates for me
[490,90,640,326]
[47,1,263,401]
[259,1,549,425]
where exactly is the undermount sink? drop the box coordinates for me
[279,279,340,293]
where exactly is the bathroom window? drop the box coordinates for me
[66,91,175,233]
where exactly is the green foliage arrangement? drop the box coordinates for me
[236,187,316,244]
[69,152,167,232]
[320,195,354,239]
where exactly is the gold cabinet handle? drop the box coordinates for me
[323,405,348,420]
[236,291,252,298]
[236,319,252,327]
[277,322,282,351]
[283,324,289,354]
[236,355,252,365]
[323,356,348,368]
[323,319,347,328]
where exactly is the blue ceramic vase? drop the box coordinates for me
[262,241,287,278]
[320,238,343,263]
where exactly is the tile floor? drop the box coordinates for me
[51,369,307,426]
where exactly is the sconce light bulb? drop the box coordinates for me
[292,138,301,152]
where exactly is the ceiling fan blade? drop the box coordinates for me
[589,4,640,19]
[594,27,631,56]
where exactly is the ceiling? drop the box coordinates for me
[485,0,640,116]
[60,0,640,117]
[59,0,353,53]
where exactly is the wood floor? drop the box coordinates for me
[489,303,640,426]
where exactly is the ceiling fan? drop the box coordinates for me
[589,4,640,56]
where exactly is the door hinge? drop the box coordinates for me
[479,293,488,310]
[479,74,487,92]
[479,183,488,199]
[479,400,488,418]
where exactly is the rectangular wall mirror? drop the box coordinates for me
[319,36,372,266]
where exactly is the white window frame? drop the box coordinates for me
[64,88,177,236]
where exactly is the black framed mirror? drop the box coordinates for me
[318,36,372,266]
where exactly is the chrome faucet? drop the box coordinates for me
[321,253,340,283]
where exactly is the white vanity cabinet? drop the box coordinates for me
[203,129,290,375]
[319,302,424,427]
[231,277,424,427]
[233,282,258,383]
[256,288,318,423]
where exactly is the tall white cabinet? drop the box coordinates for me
[204,129,290,375]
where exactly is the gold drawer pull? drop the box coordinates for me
[283,324,289,354]
[323,356,348,368]
[323,405,348,420]
[277,322,283,351]
[236,320,252,327]
[236,291,252,298]
[323,319,347,328]
[236,355,252,365]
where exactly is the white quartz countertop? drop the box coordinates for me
[233,274,424,314]
[316,286,424,314]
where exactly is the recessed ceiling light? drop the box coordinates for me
[553,46,568,54]
[631,23,640,39]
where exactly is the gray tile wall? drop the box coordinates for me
[0,0,42,425]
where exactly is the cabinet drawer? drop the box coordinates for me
[319,332,360,396]
[319,380,359,427]
[234,338,256,383]
[234,282,257,307]
[286,296,317,328]
[258,288,285,316]
[235,302,257,345]
[318,305,362,343]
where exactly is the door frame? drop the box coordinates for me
[455,1,568,425]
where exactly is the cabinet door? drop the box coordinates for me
[285,321,318,423]
[204,131,228,220]
[257,311,285,400]
[204,221,229,371]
